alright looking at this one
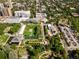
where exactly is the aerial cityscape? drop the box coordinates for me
[0,0,79,59]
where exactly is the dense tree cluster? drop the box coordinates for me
[26,44,45,59]
[46,35,67,59]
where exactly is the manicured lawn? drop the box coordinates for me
[24,23,41,39]
[0,35,9,44]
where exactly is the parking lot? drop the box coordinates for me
[59,25,79,50]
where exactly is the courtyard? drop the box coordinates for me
[24,23,42,39]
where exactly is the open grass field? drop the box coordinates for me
[24,23,42,39]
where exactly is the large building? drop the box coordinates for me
[2,7,12,16]
[15,10,30,18]
[0,0,12,17]
[15,10,30,21]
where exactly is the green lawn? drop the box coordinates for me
[8,24,21,34]
[0,23,9,35]
[0,35,9,44]
[24,23,41,39]
[0,23,21,35]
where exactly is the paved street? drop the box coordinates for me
[18,23,26,35]
[41,22,45,40]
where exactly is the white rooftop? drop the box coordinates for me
[15,10,30,18]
